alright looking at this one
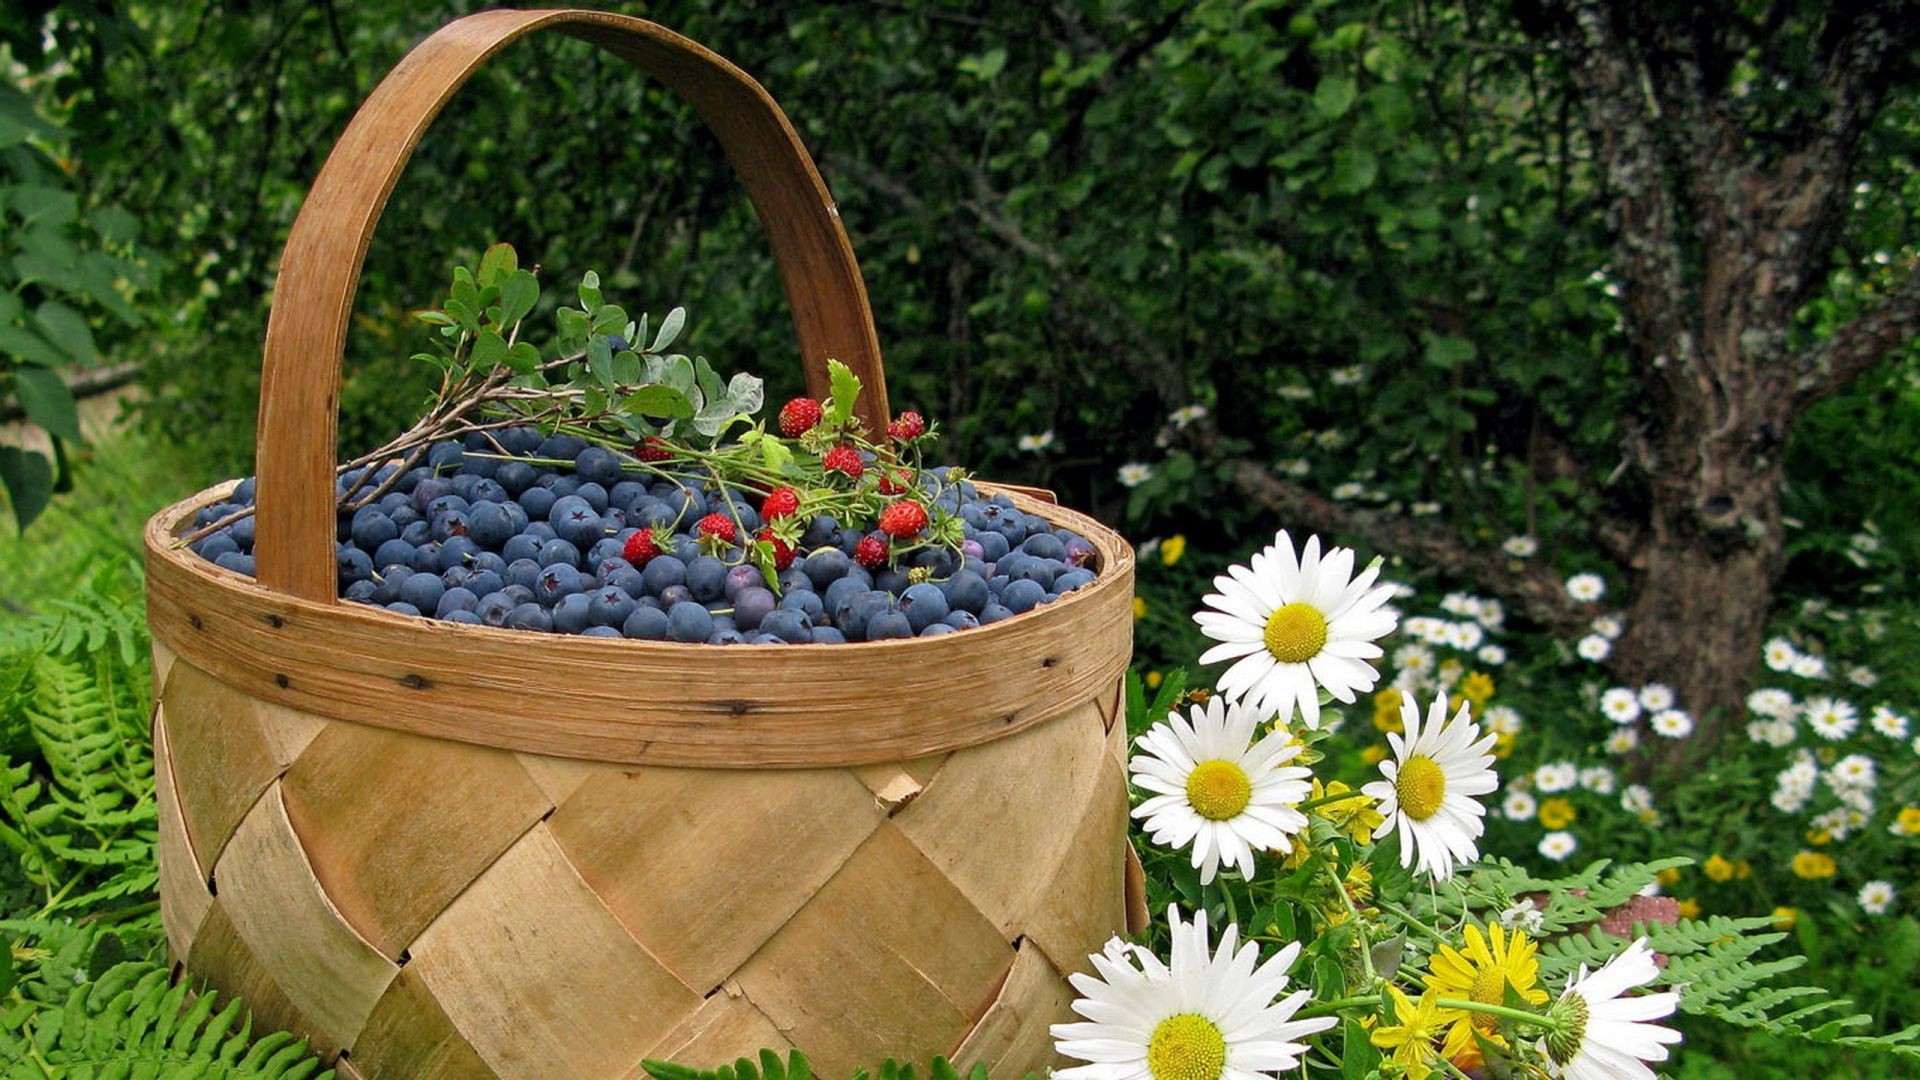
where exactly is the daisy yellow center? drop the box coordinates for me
[1186,761,1253,821]
[1395,755,1447,820]
[1469,967,1511,1032]
[1147,1014,1228,1080]
[1263,602,1328,664]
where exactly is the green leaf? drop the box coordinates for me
[0,445,54,531]
[651,307,687,353]
[0,325,68,367]
[504,341,542,375]
[477,243,518,288]
[498,270,540,328]
[624,385,695,419]
[33,302,96,365]
[469,330,508,372]
[578,270,603,311]
[1312,75,1357,120]
[1422,334,1478,369]
[555,306,590,353]
[591,303,630,338]
[827,358,860,429]
[960,47,1007,81]
[1329,145,1377,194]
[14,366,82,441]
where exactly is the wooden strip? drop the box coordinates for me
[1021,757,1131,982]
[634,983,794,1075]
[892,701,1110,935]
[515,752,603,807]
[153,706,214,964]
[158,663,290,870]
[1124,842,1151,937]
[278,719,552,960]
[214,784,399,1051]
[547,763,882,994]
[850,753,946,813]
[349,968,494,1079]
[185,902,320,1055]
[731,822,1012,1078]
[950,940,1073,1076]
[254,9,886,601]
[147,484,1135,767]
[150,640,177,706]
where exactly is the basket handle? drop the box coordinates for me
[254,8,889,601]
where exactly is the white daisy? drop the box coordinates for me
[1503,790,1539,821]
[1650,709,1693,739]
[1540,938,1682,1080]
[1790,653,1828,680]
[1539,831,1577,861]
[1576,635,1611,661]
[1017,430,1057,452]
[1169,404,1209,428]
[1476,644,1508,666]
[1763,637,1798,671]
[1446,621,1485,651]
[1847,665,1878,688]
[1620,785,1654,815]
[1118,463,1155,488]
[1870,706,1910,739]
[1051,904,1335,1080]
[1275,385,1313,402]
[1498,900,1547,934]
[1580,767,1616,795]
[1829,754,1877,789]
[1393,643,1435,681]
[1332,481,1365,500]
[1362,691,1499,882]
[1535,762,1579,793]
[1605,728,1640,755]
[1484,705,1523,735]
[1478,599,1506,629]
[1600,688,1643,725]
[1194,530,1398,729]
[1636,684,1674,711]
[1858,881,1896,916]
[1804,697,1859,740]
[1411,500,1442,516]
[1591,615,1624,639]
[1502,535,1539,558]
[1566,573,1606,602]
[1851,530,1881,553]
[1747,688,1795,719]
[1278,457,1310,478]
[1330,364,1366,386]
[1770,788,1809,814]
[1129,698,1314,885]
[1746,720,1795,748]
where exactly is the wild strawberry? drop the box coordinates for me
[779,397,824,437]
[822,445,864,479]
[755,527,796,570]
[877,468,913,495]
[878,500,929,539]
[622,527,663,566]
[760,486,801,521]
[696,512,738,544]
[886,410,926,441]
[634,436,674,462]
[854,533,891,569]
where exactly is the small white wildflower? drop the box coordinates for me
[1605,728,1640,754]
[1850,532,1881,554]
[1534,761,1579,793]
[1168,404,1208,428]
[1497,901,1546,934]
[1279,457,1311,477]
[1483,705,1522,735]
[1477,600,1505,629]
[1791,652,1828,680]
[1476,644,1507,666]
[1600,688,1643,725]
[1746,720,1795,748]
[1330,364,1366,386]
[1116,462,1153,488]
[1858,881,1896,916]
[1566,573,1606,602]
[1847,665,1878,688]
[1637,683,1675,711]
[1770,788,1809,814]
[1590,615,1624,639]
[1747,687,1795,719]
[1538,831,1577,861]
[1502,790,1539,821]
[1620,784,1654,814]
[1870,705,1910,739]
[1314,429,1346,449]
[1501,535,1539,558]
[1576,634,1612,661]
[1017,430,1057,452]
[1332,481,1366,500]
[1651,709,1693,739]
[1275,384,1314,401]
[1763,637,1798,671]
[1411,501,1442,516]
[1830,754,1877,789]
[1393,643,1435,678]
[1446,621,1485,651]
[1805,697,1859,740]
[1440,593,1473,617]
[1579,766,1616,795]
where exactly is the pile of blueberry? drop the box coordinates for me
[188,430,1100,644]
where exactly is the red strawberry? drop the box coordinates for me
[779,397,824,437]
[822,445,864,479]
[878,500,929,539]
[622,527,663,566]
[634,436,674,462]
[760,486,801,521]
[877,468,913,496]
[696,512,738,544]
[756,527,796,570]
[854,533,891,569]
[886,411,926,441]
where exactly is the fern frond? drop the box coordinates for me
[644,1049,990,1080]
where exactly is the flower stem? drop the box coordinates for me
[1432,997,1558,1031]
[1298,789,1372,814]
[1295,993,1385,1020]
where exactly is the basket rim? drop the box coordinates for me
[145,481,1135,768]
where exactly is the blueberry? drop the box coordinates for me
[523,521,558,544]
[232,476,257,503]
[495,460,537,497]
[553,593,594,635]
[400,520,432,546]
[1053,568,1096,594]
[442,564,477,589]
[642,555,688,595]
[502,534,543,564]
[919,622,958,636]
[668,602,714,643]
[538,539,582,569]
[732,587,777,630]
[760,608,813,643]
[979,602,1014,625]
[466,570,505,597]
[534,564,584,604]
[427,441,464,471]
[801,514,838,549]
[622,605,673,640]
[467,501,515,549]
[811,626,847,644]
[1021,532,1066,560]
[633,500,676,530]
[468,478,508,505]
[374,538,415,569]
[686,556,730,603]
[1008,557,1057,591]
[911,547,956,577]
[350,508,399,550]
[426,493,470,520]
[429,510,470,545]
[665,487,708,522]
[974,530,1010,563]
[472,551,508,576]
[823,576,868,618]
[780,588,825,623]
[960,538,984,561]
[575,481,610,514]
[437,536,481,572]
[835,590,893,640]
[506,603,552,632]
[517,485,556,521]
[344,579,379,604]
[435,587,479,618]
[899,582,949,632]
[476,592,516,627]
[547,475,582,498]
[498,426,542,455]
[537,434,589,461]
[505,558,543,591]
[589,536,627,567]
[724,564,764,600]
[502,583,536,605]
[801,547,852,591]
[386,601,422,617]
[944,610,981,630]
[578,625,620,638]
[709,628,749,645]
[588,586,636,627]
[607,565,646,598]
[938,570,990,614]
[865,609,913,640]
[196,532,239,561]
[1003,578,1047,613]
[874,568,911,597]
[575,446,623,487]
[658,583,694,608]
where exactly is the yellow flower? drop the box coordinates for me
[1791,850,1836,879]
[1145,670,1164,689]
[1771,906,1797,930]
[1656,867,1682,888]
[1132,596,1148,621]
[1423,923,1550,1065]
[1703,854,1734,883]
[1735,859,1752,880]
[1538,798,1577,830]
[1278,841,1313,870]
[1677,898,1702,919]
[1493,731,1516,759]
[1894,807,1920,836]
[1436,658,1464,686]
[1459,672,1495,708]
[1311,779,1385,844]
[1362,744,1389,765]
[1806,828,1832,847]
[1161,534,1187,566]
[1371,987,1450,1080]
[1373,687,1406,733]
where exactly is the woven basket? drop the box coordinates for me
[145,9,1145,1079]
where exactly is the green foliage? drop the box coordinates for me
[643,1048,996,1080]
